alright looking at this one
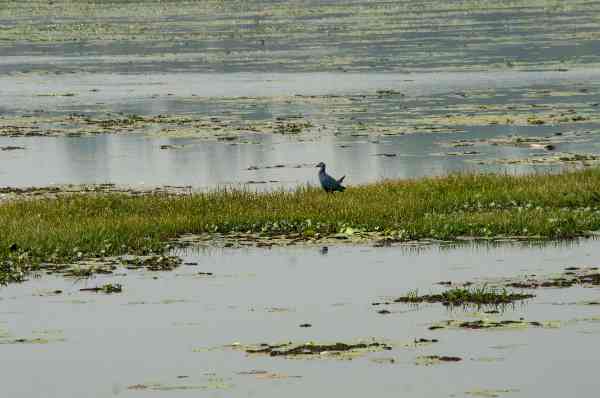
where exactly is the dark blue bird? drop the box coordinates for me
[316,162,345,192]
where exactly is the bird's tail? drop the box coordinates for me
[337,175,345,183]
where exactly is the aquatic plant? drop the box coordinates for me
[394,285,534,306]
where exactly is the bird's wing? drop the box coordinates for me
[322,173,341,189]
[337,175,345,184]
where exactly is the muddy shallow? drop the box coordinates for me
[2,240,600,397]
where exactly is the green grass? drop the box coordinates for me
[395,285,535,306]
[2,169,600,277]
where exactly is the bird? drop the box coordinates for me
[316,162,345,192]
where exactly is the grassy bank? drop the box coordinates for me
[2,169,600,273]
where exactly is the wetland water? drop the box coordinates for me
[2,240,600,397]
[2,1,600,396]
[2,70,600,188]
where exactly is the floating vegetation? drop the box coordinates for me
[59,260,118,278]
[237,370,302,380]
[79,283,122,294]
[0,338,54,344]
[394,286,534,307]
[121,256,182,271]
[465,389,520,397]
[273,117,313,134]
[0,184,192,204]
[0,146,25,151]
[127,377,232,392]
[428,319,560,331]
[427,109,596,127]
[232,340,392,359]
[445,127,599,149]
[370,357,397,365]
[376,90,403,97]
[159,144,188,150]
[0,261,26,285]
[2,0,600,74]
[414,355,462,366]
[413,338,439,346]
[0,328,66,345]
[0,112,319,139]
[36,92,76,97]
[502,266,600,289]
[481,152,600,166]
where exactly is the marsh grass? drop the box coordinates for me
[2,169,600,274]
[395,285,535,306]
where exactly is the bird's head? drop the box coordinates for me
[316,162,325,169]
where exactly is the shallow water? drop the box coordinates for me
[2,0,600,189]
[2,240,600,397]
[2,69,600,188]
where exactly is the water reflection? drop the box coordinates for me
[1,69,599,188]
[0,132,570,188]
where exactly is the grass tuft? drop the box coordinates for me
[394,285,535,306]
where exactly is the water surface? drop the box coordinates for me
[2,240,600,397]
